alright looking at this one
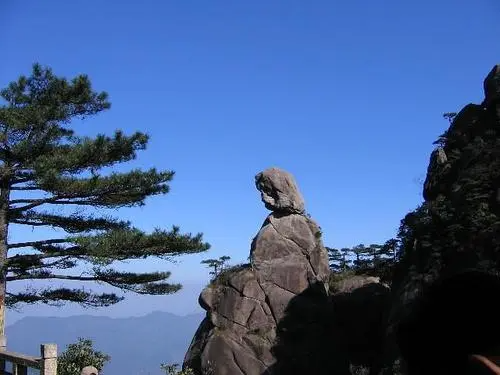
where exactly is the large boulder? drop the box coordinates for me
[183,167,330,375]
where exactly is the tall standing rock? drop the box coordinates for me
[183,167,330,375]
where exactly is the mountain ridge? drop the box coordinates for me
[5,311,205,375]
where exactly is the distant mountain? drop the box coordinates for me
[5,311,205,375]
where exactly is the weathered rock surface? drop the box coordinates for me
[255,168,305,214]
[183,168,330,375]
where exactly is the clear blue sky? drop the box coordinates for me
[1,0,499,321]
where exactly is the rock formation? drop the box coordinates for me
[385,64,500,369]
[183,167,330,375]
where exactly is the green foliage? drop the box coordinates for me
[160,362,215,375]
[327,241,398,283]
[328,268,356,293]
[201,256,231,280]
[326,247,351,272]
[442,112,457,124]
[160,363,195,375]
[211,263,250,286]
[0,64,210,308]
[58,338,110,375]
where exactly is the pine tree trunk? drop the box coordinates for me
[0,176,10,341]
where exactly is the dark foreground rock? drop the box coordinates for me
[385,64,500,371]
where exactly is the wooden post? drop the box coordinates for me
[40,344,57,375]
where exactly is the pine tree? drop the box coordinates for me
[372,239,398,282]
[340,248,353,271]
[326,247,342,272]
[367,243,382,269]
[0,64,210,337]
[201,255,231,279]
[326,247,351,272]
[351,244,372,271]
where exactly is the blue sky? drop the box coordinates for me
[1,0,499,322]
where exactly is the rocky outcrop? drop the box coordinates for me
[183,167,330,375]
[331,276,391,374]
[386,64,500,368]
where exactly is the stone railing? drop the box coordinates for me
[0,336,99,375]
[0,336,57,375]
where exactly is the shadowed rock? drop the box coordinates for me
[484,64,500,106]
[387,63,500,370]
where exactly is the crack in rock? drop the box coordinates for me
[230,348,246,375]
[225,282,265,303]
[212,310,249,330]
[226,334,269,372]
[267,217,320,276]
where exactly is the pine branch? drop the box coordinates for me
[12,256,76,272]
[7,250,82,270]
[5,288,122,308]
[5,269,181,295]
[9,195,70,212]
[4,226,208,274]
[8,238,68,249]
[6,273,96,282]
[26,130,149,175]
[70,227,210,263]
[10,210,130,233]
[10,177,33,185]
[35,168,174,206]
[94,269,181,294]
[9,169,174,211]
[5,226,210,268]
[9,185,39,191]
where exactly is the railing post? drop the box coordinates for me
[0,335,6,375]
[40,344,57,375]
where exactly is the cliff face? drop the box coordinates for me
[183,168,331,375]
[386,64,500,365]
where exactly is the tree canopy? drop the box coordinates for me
[326,240,399,283]
[58,338,110,375]
[0,64,210,319]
